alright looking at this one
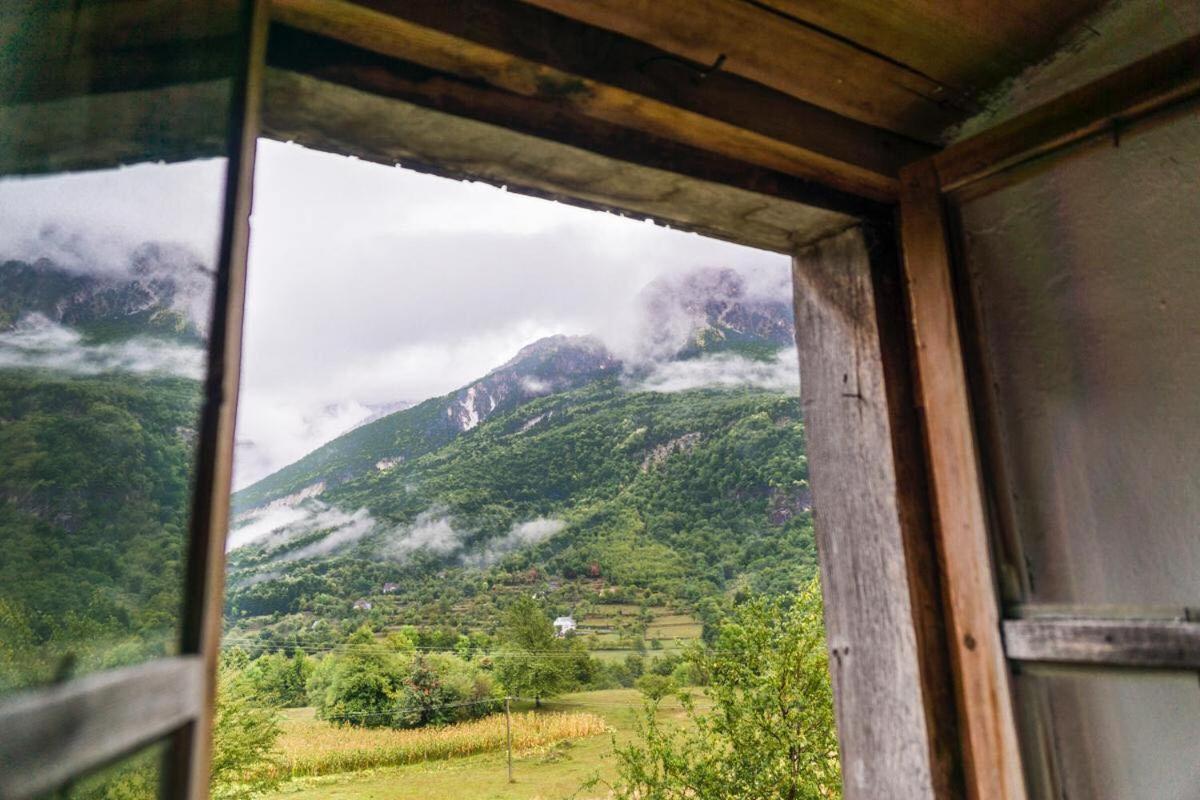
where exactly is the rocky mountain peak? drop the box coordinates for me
[636,266,794,358]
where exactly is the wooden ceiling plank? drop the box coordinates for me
[261,69,857,253]
[750,0,1101,102]
[0,1,241,60]
[934,34,1200,193]
[271,0,919,201]
[516,0,961,140]
[267,25,884,220]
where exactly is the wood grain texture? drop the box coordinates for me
[898,160,1026,800]
[178,3,268,798]
[0,81,230,176]
[268,0,910,201]
[261,69,855,252]
[0,0,242,104]
[0,657,204,800]
[792,227,944,799]
[1004,619,1200,669]
[750,0,1100,104]
[935,34,1200,192]
[517,0,960,140]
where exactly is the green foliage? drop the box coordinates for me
[494,596,573,706]
[243,651,314,708]
[635,673,675,701]
[315,626,408,728]
[210,663,284,799]
[225,384,818,647]
[609,582,841,800]
[0,371,199,691]
[309,626,497,729]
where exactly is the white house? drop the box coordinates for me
[552,616,576,637]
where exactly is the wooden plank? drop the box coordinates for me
[1004,619,1200,669]
[0,657,204,800]
[269,0,916,201]
[261,69,856,253]
[0,1,242,103]
[267,26,882,219]
[177,2,268,798]
[898,159,1026,800]
[515,0,965,140]
[0,81,230,176]
[935,34,1200,192]
[750,0,1100,104]
[792,226,954,800]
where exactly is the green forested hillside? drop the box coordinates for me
[0,370,199,689]
[225,377,816,644]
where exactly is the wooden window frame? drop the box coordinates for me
[897,33,1200,800]
[2,3,1194,797]
[0,3,267,798]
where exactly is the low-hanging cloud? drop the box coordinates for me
[381,511,566,567]
[0,314,205,379]
[461,517,566,568]
[227,500,376,559]
[634,347,801,394]
[383,509,464,559]
[232,498,566,570]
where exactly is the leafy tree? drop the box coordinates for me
[494,595,572,707]
[243,651,312,707]
[314,626,406,727]
[609,582,840,800]
[210,662,282,799]
[635,673,675,701]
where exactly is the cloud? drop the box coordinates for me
[0,314,205,378]
[0,141,793,486]
[461,517,566,568]
[634,348,801,394]
[0,158,226,272]
[381,509,464,559]
[226,500,376,559]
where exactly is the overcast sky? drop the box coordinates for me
[0,139,790,488]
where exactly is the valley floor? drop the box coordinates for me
[263,689,703,800]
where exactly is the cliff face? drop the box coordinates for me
[0,243,212,342]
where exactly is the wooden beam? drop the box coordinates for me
[0,1,242,103]
[749,0,1101,105]
[1004,619,1200,669]
[0,82,230,176]
[934,34,1200,192]
[261,69,856,253]
[898,160,1026,800]
[792,226,960,799]
[266,28,882,221]
[0,657,204,800]
[177,2,267,798]
[268,0,926,201]
[516,0,964,140]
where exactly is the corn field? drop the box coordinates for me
[269,710,609,779]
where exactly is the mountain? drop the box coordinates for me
[231,333,622,513]
[232,267,794,514]
[0,243,212,343]
[225,267,811,640]
[0,246,211,691]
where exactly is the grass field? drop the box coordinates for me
[263,689,705,800]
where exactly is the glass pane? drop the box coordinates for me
[52,737,166,800]
[957,110,1200,609]
[1014,666,1200,800]
[0,1,244,693]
